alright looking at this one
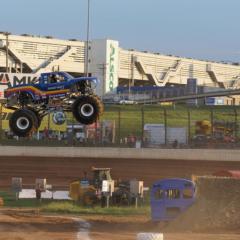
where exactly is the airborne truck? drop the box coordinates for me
[4,72,104,137]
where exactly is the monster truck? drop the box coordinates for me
[4,72,104,137]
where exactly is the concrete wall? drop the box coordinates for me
[0,146,240,162]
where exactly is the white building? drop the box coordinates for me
[0,33,240,97]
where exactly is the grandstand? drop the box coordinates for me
[0,33,240,97]
[119,50,240,88]
[0,33,85,74]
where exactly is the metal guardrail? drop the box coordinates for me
[136,89,240,104]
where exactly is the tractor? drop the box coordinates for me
[69,167,112,206]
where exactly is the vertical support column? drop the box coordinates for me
[71,114,74,146]
[118,107,121,145]
[234,107,238,139]
[131,54,135,87]
[5,33,10,73]
[188,110,191,145]
[210,109,214,137]
[99,120,103,145]
[106,194,110,208]
[14,62,17,73]
[135,196,138,209]
[164,109,167,145]
[47,111,50,141]
[141,107,144,143]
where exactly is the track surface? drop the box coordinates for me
[0,211,239,240]
[0,156,239,188]
[0,155,239,240]
[0,211,77,240]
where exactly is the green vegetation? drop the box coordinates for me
[102,104,240,138]
[0,191,150,216]
[0,104,239,145]
[41,201,150,216]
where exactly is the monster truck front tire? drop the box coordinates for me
[9,109,38,137]
[26,107,42,129]
[72,95,102,125]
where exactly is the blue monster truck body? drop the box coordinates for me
[4,72,98,101]
[4,72,103,137]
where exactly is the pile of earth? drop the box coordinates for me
[165,176,240,232]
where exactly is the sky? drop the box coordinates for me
[0,0,239,62]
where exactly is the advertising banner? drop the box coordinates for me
[0,72,38,99]
[106,40,119,93]
[0,104,66,132]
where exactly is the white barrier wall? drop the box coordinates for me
[0,146,240,162]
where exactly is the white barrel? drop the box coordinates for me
[137,233,164,240]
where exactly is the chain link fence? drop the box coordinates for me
[0,104,240,149]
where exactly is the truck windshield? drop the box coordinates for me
[32,77,40,84]
[62,72,74,80]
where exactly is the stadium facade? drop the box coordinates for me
[0,33,240,98]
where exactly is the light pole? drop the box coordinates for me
[85,0,90,77]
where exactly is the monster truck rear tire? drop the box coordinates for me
[137,233,164,240]
[9,109,37,137]
[72,95,102,125]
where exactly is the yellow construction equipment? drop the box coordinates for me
[195,120,211,135]
[194,120,236,144]
[69,167,112,205]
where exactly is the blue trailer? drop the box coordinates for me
[150,178,196,221]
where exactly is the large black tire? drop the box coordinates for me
[26,107,42,129]
[72,95,103,125]
[95,95,104,115]
[9,109,37,137]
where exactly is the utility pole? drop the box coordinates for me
[85,0,90,77]
[131,54,135,87]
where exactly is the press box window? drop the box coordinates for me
[166,189,180,199]
[154,189,164,200]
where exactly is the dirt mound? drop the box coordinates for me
[166,176,240,232]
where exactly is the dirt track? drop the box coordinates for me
[0,212,239,240]
[0,156,239,189]
[0,155,239,239]
[0,210,77,240]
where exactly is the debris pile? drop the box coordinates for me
[166,176,240,232]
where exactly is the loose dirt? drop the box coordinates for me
[86,215,240,240]
[0,210,77,240]
[165,177,240,232]
[0,155,239,239]
[0,210,239,240]
[0,156,239,189]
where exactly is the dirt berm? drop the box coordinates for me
[166,176,240,232]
